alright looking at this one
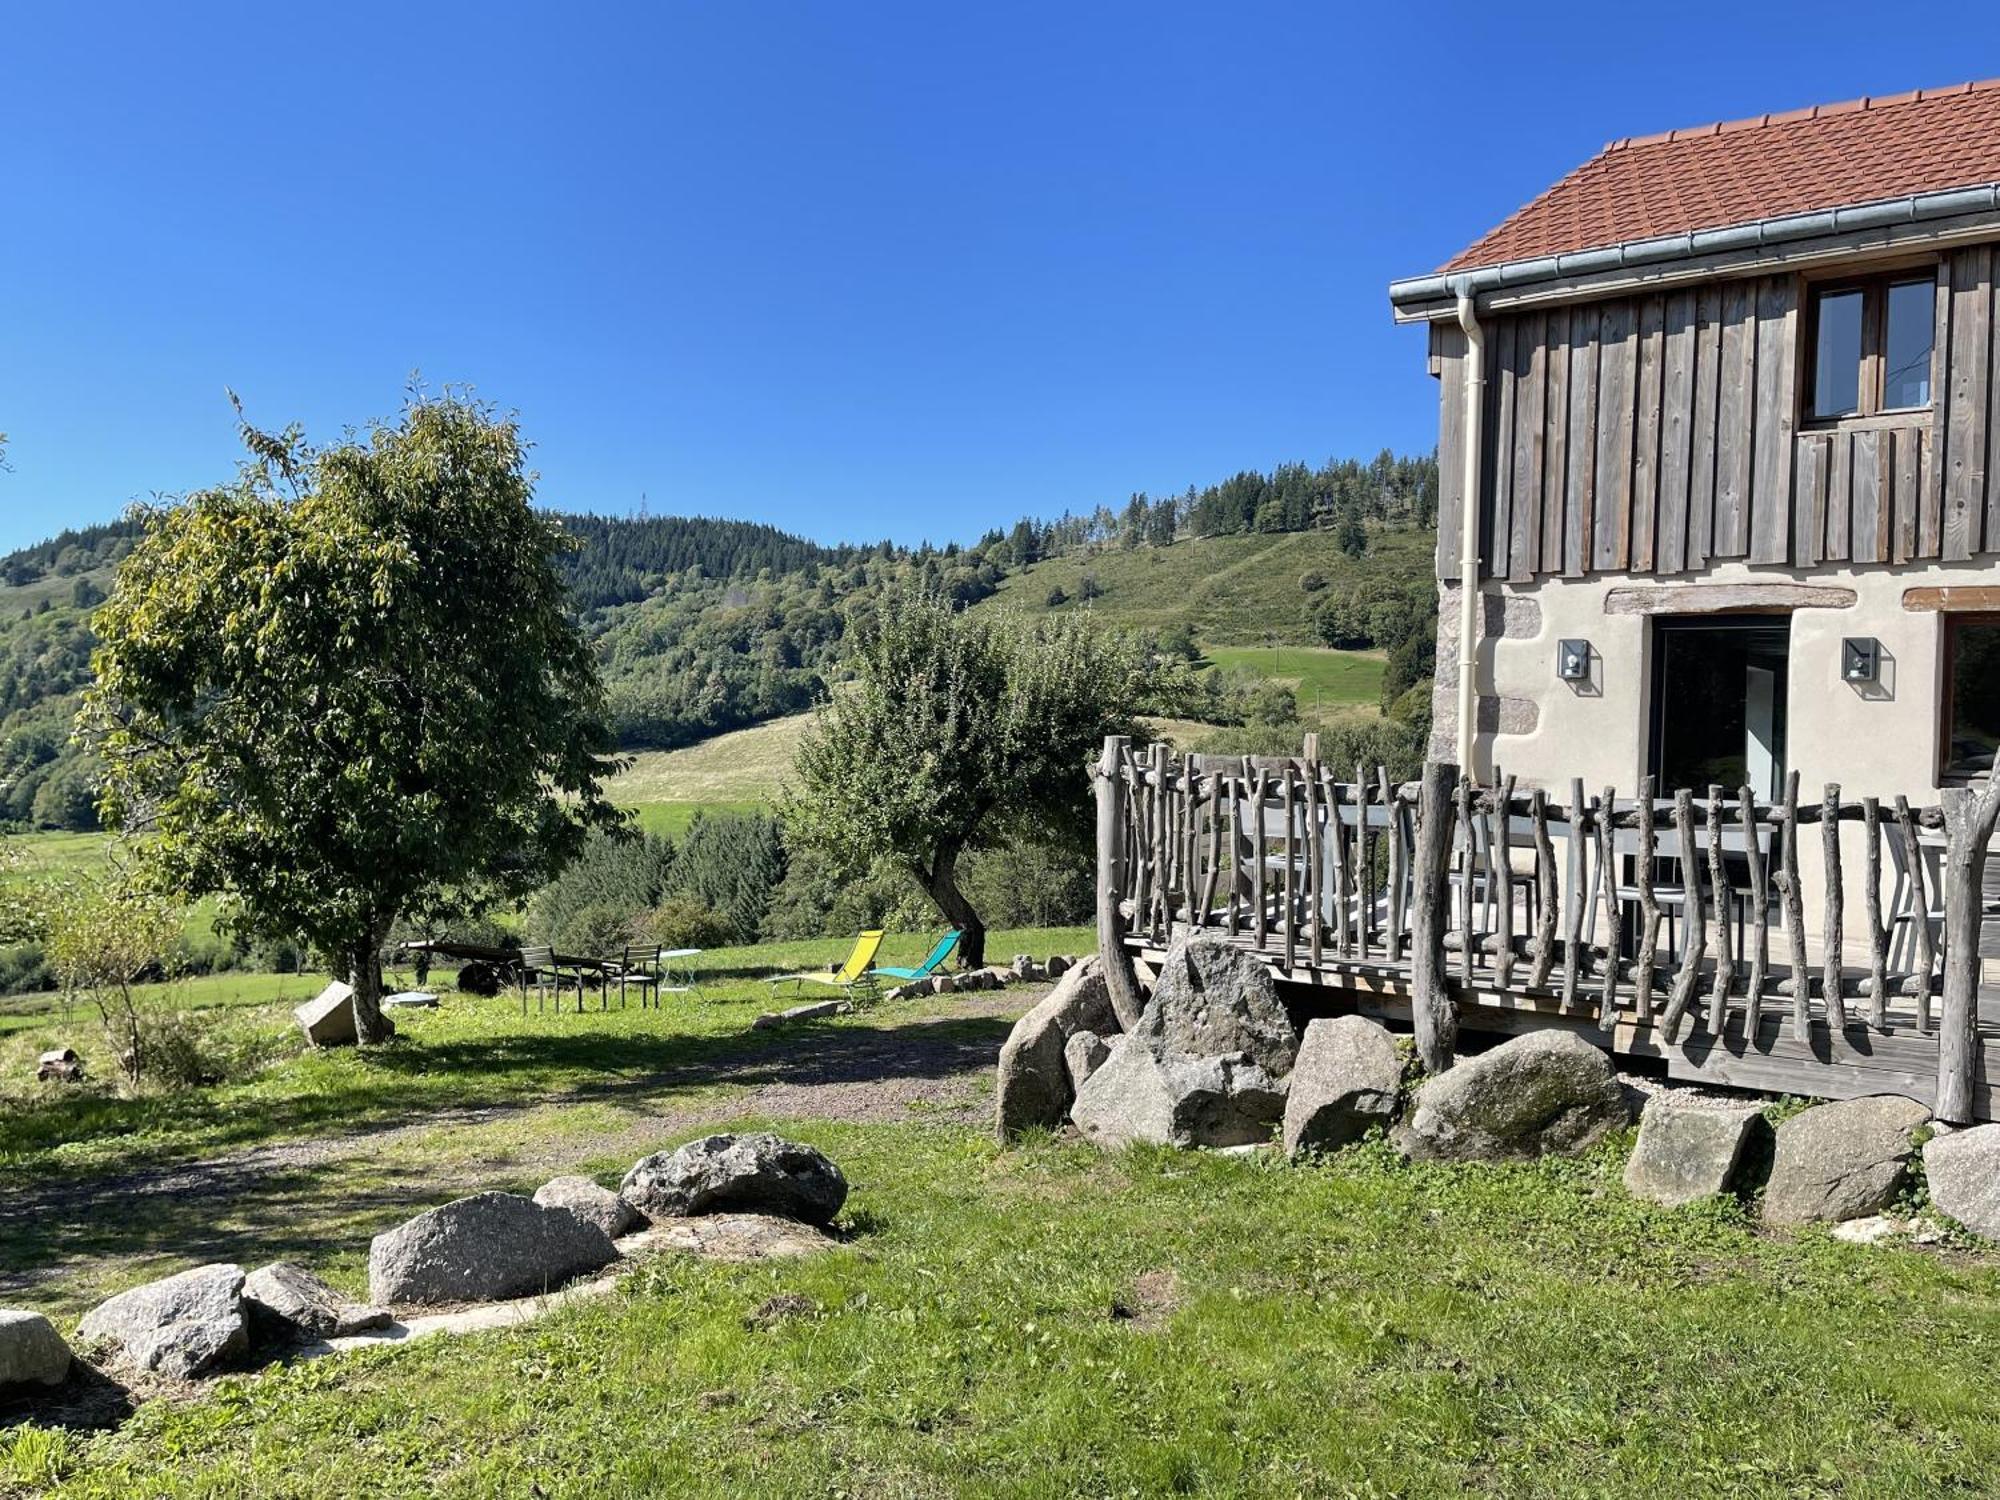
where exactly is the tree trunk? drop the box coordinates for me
[350,918,396,1045]
[914,845,986,970]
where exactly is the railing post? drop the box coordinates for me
[1410,760,1460,1075]
[1096,735,1147,1032]
[1936,779,2000,1123]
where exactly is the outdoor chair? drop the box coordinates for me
[767,928,886,1005]
[518,943,590,1014]
[871,929,962,985]
[607,943,664,1008]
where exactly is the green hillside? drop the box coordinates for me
[981,525,1432,646]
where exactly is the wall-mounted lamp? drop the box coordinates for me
[1841,637,1880,684]
[1556,639,1591,682]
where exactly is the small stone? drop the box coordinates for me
[1762,1095,1929,1226]
[533,1175,645,1239]
[242,1263,391,1343]
[622,1133,848,1226]
[1623,1094,1767,1207]
[1830,1215,1907,1246]
[0,1309,71,1389]
[1922,1122,2000,1239]
[1281,1016,1402,1157]
[1064,1029,1113,1093]
[751,999,846,1029]
[932,973,957,994]
[77,1264,249,1379]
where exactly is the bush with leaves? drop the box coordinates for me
[642,896,737,951]
[41,869,187,1088]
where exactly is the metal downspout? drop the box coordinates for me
[1454,289,1484,775]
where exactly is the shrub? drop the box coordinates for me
[557,901,641,959]
[642,896,736,951]
[960,838,1093,928]
[1299,569,1327,594]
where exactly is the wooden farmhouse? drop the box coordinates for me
[1387,81,2000,800]
[1092,83,2000,1123]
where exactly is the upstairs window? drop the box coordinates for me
[1807,272,1936,420]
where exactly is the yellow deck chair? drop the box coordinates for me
[767,929,885,1003]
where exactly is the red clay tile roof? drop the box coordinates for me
[1443,80,2000,273]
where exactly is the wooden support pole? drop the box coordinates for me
[1410,761,1460,1075]
[1458,775,1476,987]
[1863,796,1888,1031]
[1821,782,1849,1033]
[1305,768,1323,967]
[1495,773,1518,989]
[1594,784,1619,1026]
[1282,766,1298,972]
[1529,789,1558,990]
[1634,777,1661,1019]
[1742,785,1768,1037]
[1705,785,1734,1030]
[1780,770,1811,1041]
[1380,764,1405,959]
[1251,767,1269,951]
[1937,779,2000,1124]
[1356,760,1374,961]
[1094,736,1147,1032]
[1661,789,1706,1042]
[1561,779,1586,1010]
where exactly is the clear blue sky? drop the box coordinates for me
[0,2,1981,553]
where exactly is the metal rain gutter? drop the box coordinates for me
[1388,183,2000,313]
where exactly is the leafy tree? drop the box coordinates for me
[41,867,186,1087]
[785,587,1146,967]
[83,392,625,1043]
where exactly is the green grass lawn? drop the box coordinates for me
[0,927,1092,1192]
[9,1126,1999,1498]
[1199,643,1386,714]
[607,715,809,810]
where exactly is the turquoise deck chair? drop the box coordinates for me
[870,929,962,983]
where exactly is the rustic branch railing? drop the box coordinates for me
[1094,739,1999,1122]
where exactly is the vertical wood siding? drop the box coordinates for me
[1433,249,2000,581]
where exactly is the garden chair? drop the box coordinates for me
[518,943,589,1014]
[871,929,962,985]
[767,929,885,1005]
[606,943,664,1009]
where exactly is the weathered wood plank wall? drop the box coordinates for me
[1436,247,2000,582]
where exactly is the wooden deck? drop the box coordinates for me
[1126,929,2000,1118]
[1096,737,2000,1123]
